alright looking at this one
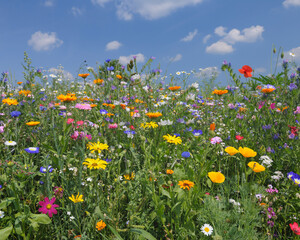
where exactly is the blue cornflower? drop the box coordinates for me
[107,66,114,71]
[10,111,21,117]
[174,133,180,137]
[192,130,203,137]
[40,165,53,173]
[181,152,191,158]
[25,147,39,154]
[105,158,112,163]
[99,109,108,115]
[106,59,111,63]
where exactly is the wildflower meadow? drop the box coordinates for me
[0,52,299,239]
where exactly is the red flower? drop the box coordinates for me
[239,65,253,78]
[289,222,300,235]
[129,125,135,130]
[288,125,298,136]
[235,135,244,140]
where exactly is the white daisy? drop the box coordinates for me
[0,210,5,218]
[4,141,17,146]
[201,224,213,236]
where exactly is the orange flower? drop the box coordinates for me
[26,121,40,126]
[166,169,174,175]
[57,93,77,102]
[94,79,104,85]
[239,65,252,78]
[208,172,225,183]
[74,235,82,239]
[96,220,106,231]
[78,73,89,79]
[256,85,262,90]
[210,123,215,131]
[116,75,122,79]
[212,89,228,95]
[261,88,275,94]
[108,104,115,109]
[238,147,257,158]
[168,86,181,91]
[225,147,239,156]
[90,104,97,108]
[19,90,31,96]
[106,113,114,117]
[146,112,162,118]
[120,104,126,109]
[239,107,247,113]
[17,82,23,85]
[178,180,195,190]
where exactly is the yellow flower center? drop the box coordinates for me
[204,227,209,232]
[46,204,52,210]
[92,163,98,167]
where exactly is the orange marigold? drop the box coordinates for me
[26,121,40,126]
[146,112,162,118]
[166,169,174,174]
[169,86,181,91]
[116,75,122,79]
[178,180,195,190]
[212,89,228,95]
[78,73,89,79]
[57,93,77,102]
[96,220,106,231]
[94,79,104,85]
[2,98,18,105]
[19,90,31,96]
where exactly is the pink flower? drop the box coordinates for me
[71,131,79,140]
[67,118,75,124]
[59,105,67,110]
[210,137,222,144]
[290,222,300,235]
[258,101,265,110]
[0,126,4,133]
[269,103,276,110]
[108,123,118,129]
[38,197,59,217]
[294,106,300,114]
[75,103,91,110]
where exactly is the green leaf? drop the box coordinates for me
[107,225,124,240]
[0,225,13,240]
[29,214,51,224]
[130,228,157,240]
[0,197,16,209]
[207,178,212,188]
[161,189,171,199]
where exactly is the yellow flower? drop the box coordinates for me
[86,141,109,154]
[69,193,84,203]
[26,121,40,126]
[2,98,18,105]
[225,147,239,156]
[248,162,265,173]
[96,220,106,231]
[83,158,108,170]
[208,172,225,183]
[57,93,77,102]
[163,134,182,145]
[140,122,158,129]
[238,147,257,158]
[94,79,104,85]
[124,172,135,180]
[178,180,195,190]
[19,90,31,96]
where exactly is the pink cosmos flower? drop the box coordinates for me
[67,118,75,124]
[38,197,59,217]
[75,103,91,110]
[269,103,276,110]
[108,123,118,129]
[210,137,222,144]
[294,106,300,114]
[258,101,265,109]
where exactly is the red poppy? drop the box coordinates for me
[239,65,253,78]
[288,125,298,136]
[235,135,244,140]
[129,125,135,130]
[289,222,300,235]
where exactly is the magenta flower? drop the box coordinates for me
[210,137,222,144]
[38,197,59,217]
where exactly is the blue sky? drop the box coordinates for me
[1,0,300,85]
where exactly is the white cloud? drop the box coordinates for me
[92,0,204,20]
[206,41,234,54]
[194,66,219,78]
[285,46,300,61]
[254,67,266,73]
[44,0,54,7]
[28,31,63,51]
[71,7,83,16]
[91,0,112,7]
[106,41,122,51]
[214,26,227,36]
[118,53,145,65]
[170,54,182,62]
[181,29,198,42]
[49,68,73,81]
[223,25,264,44]
[203,34,211,44]
[283,0,300,7]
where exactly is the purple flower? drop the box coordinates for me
[25,147,39,154]
[181,152,191,158]
[289,82,297,91]
[10,111,21,117]
[40,165,53,173]
[192,130,203,136]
